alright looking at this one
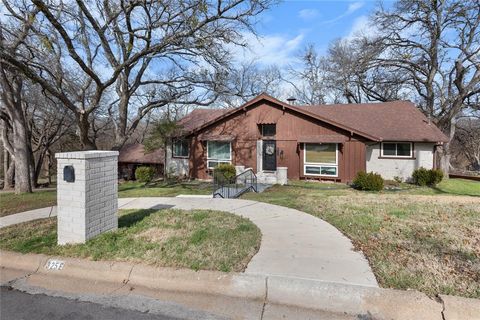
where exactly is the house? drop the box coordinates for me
[165,94,448,184]
[118,143,164,180]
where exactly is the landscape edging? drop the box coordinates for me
[1,250,479,320]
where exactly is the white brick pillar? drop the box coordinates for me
[55,151,119,245]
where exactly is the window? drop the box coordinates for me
[207,141,231,169]
[381,142,412,158]
[173,139,190,158]
[261,124,276,137]
[304,143,338,177]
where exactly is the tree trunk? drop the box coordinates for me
[438,118,456,178]
[5,161,15,190]
[10,105,32,193]
[3,150,14,190]
[77,113,97,150]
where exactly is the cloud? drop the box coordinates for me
[347,1,365,15]
[323,1,365,24]
[346,15,378,39]
[298,9,319,20]
[231,32,305,66]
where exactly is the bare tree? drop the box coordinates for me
[1,0,274,151]
[219,62,282,107]
[286,45,328,105]
[372,0,480,173]
[452,118,480,171]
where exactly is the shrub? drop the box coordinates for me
[412,167,444,186]
[213,163,236,183]
[412,167,430,186]
[429,169,444,186]
[353,171,384,191]
[135,166,156,184]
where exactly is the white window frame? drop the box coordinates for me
[380,142,413,158]
[172,139,190,158]
[303,143,339,177]
[206,141,232,169]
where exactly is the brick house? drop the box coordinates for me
[165,94,448,184]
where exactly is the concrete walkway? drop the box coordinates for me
[1,198,377,287]
[0,206,57,228]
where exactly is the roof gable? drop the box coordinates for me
[181,93,381,141]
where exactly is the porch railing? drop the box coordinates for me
[213,168,258,198]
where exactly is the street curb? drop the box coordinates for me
[1,250,479,320]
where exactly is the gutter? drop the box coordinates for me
[3,251,478,320]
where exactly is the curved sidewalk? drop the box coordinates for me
[1,197,378,287]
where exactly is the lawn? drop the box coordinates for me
[0,181,212,217]
[0,208,261,272]
[404,178,480,196]
[0,190,57,217]
[118,180,212,198]
[243,179,480,299]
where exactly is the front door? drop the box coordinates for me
[262,140,277,171]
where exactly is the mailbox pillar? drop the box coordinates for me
[55,151,119,245]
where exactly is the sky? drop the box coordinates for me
[236,0,392,67]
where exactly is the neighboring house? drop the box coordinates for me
[118,144,164,180]
[166,94,448,183]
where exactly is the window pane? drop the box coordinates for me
[321,166,337,176]
[207,141,230,160]
[382,143,396,156]
[305,143,336,164]
[173,140,189,157]
[262,124,276,136]
[305,166,321,174]
[207,161,218,169]
[396,143,411,156]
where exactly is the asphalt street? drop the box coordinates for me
[0,286,178,320]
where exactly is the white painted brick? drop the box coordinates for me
[56,151,118,245]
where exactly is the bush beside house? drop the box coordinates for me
[213,164,236,183]
[353,172,384,191]
[135,166,157,184]
[412,167,444,186]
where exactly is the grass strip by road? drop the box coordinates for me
[0,208,261,272]
[243,180,480,299]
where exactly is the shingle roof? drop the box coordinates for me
[177,108,230,133]
[118,144,164,164]
[177,94,448,143]
[296,101,448,142]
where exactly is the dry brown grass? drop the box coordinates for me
[245,183,480,298]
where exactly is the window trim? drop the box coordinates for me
[303,143,339,177]
[172,138,190,158]
[206,140,232,169]
[380,142,413,159]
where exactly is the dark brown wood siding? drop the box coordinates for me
[188,101,369,182]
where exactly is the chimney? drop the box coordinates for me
[287,96,296,105]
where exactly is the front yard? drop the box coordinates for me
[0,208,261,272]
[1,177,478,298]
[243,179,480,298]
[0,180,212,217]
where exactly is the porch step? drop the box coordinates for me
[257,171,278,184]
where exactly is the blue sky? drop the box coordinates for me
[236,0,392,66]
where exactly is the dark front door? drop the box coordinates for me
[262,140,277,171]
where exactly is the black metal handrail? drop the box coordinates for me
[213,168,258,198]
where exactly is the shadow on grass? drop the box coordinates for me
[118,209,159,228]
